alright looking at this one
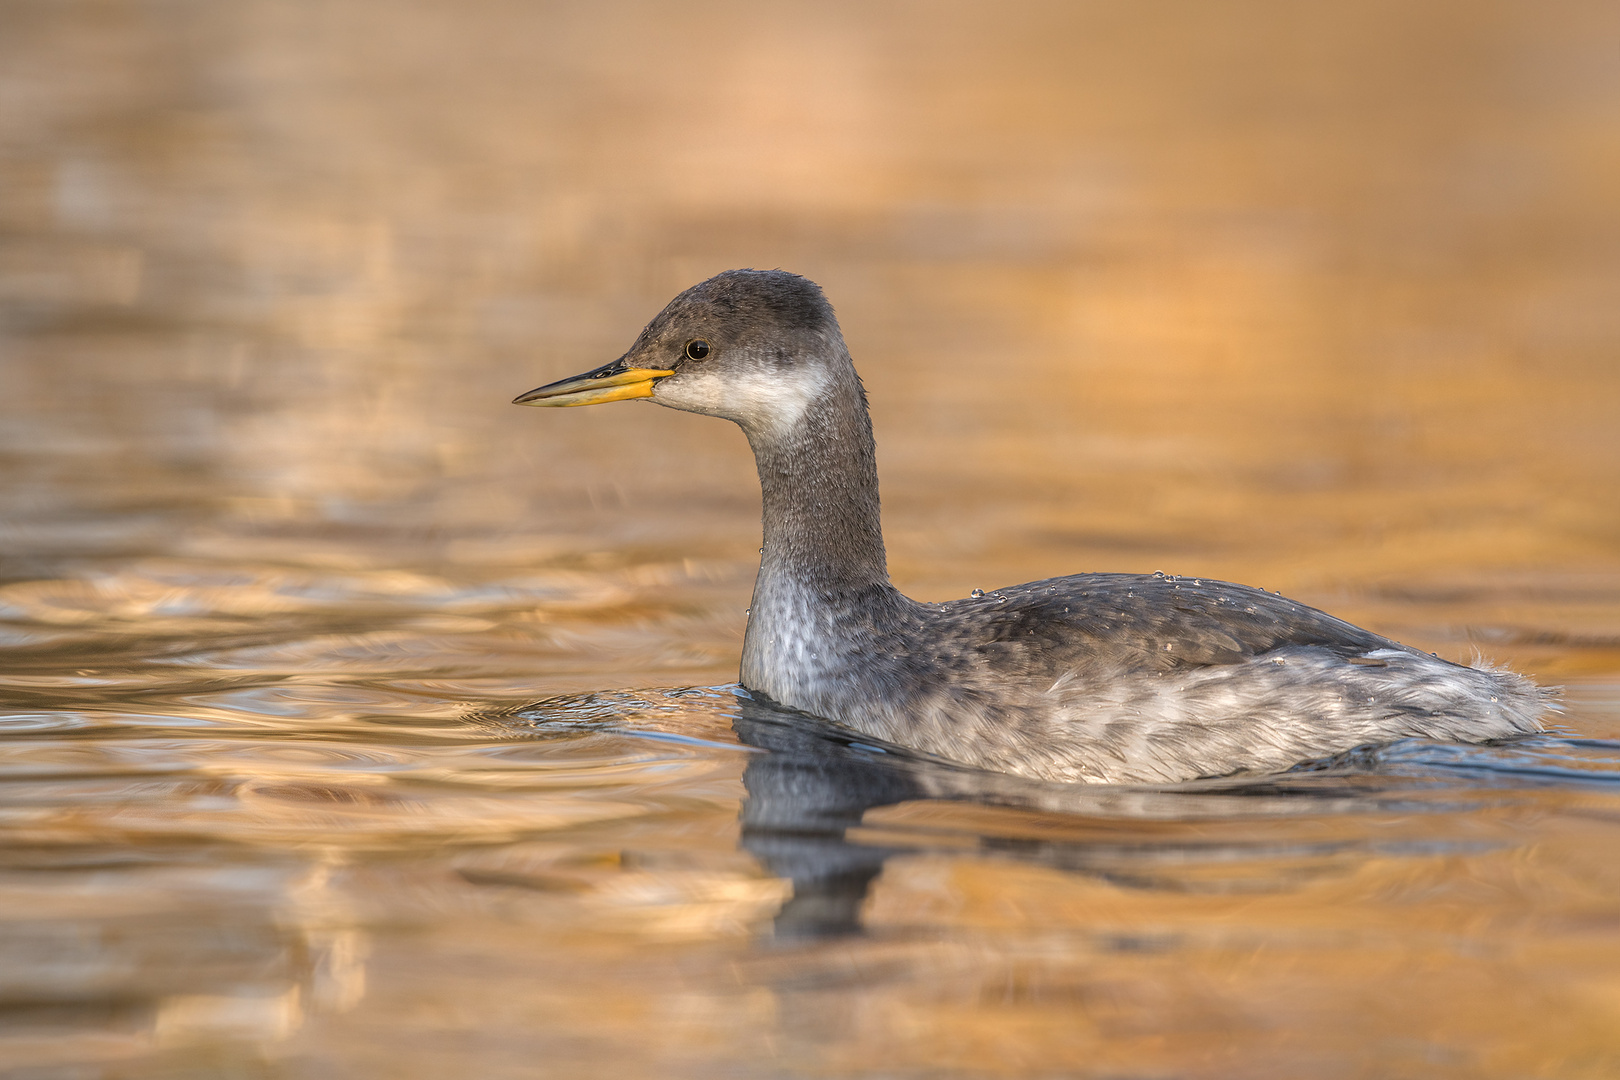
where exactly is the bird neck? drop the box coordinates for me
[743,374,890,600]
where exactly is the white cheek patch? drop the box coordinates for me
[652,364,832,432]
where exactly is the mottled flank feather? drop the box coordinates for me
[743,572,1553,783]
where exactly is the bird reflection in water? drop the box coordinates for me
[733,693,930,938]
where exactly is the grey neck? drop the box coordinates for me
[742,374,890,598]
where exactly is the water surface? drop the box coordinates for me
[3,1,1620,1075]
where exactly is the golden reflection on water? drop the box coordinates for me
[3,0,1620,1075]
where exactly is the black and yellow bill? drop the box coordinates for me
[512,361,675,407]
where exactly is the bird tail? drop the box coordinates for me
[1468,653,1562,734]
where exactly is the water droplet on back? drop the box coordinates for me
[970,588,984,598]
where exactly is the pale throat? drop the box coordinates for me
[652,363,831,431]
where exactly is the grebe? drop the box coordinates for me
[514,269,1552,784]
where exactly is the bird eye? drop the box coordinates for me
[684,340,711,361]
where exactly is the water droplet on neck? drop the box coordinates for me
[970,588,984,599]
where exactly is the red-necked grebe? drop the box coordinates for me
[513,269,1553,784]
